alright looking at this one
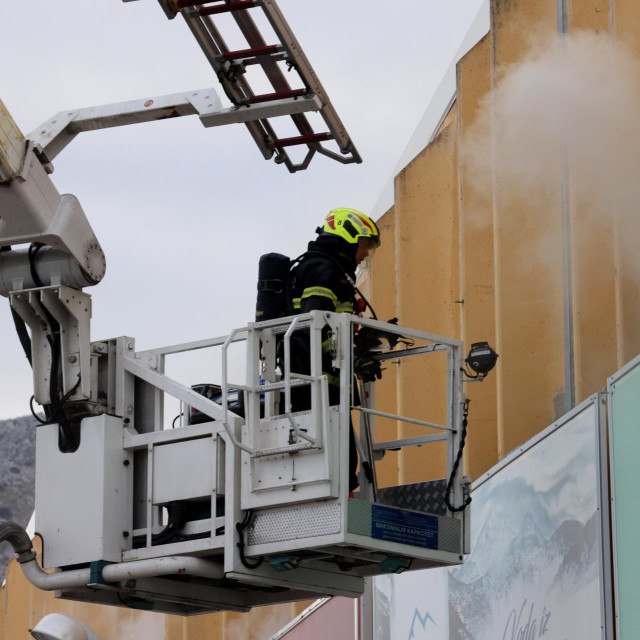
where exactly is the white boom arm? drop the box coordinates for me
[0,99,105,284]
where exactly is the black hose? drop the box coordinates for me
[60,375,82,406]
[446,399,472,513]
[28,243,45,287]
[236,511,263,569]
[10,308,33,367]
[5,243,78,435]
[3,245,55,422]
[132,501,190,548]
[30,396,48,425]
[0,521,35,563]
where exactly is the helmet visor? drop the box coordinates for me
[361,235,380,255]
[356,236,379,269]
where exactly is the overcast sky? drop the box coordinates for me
[0,0,486,420]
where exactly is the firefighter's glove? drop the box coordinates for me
[354,319,402,353]
[354,356,382,383]
[354,327,382,352]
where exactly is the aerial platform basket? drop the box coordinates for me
[28,313,470,615]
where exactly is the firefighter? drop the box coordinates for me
[288,208,381,491]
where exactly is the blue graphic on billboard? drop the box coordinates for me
[408,608,437,639]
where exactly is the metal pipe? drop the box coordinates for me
[283,316,300,416]
[20,555,226,592]
[0,247,97,297]
[221,328,254,454]
[282,317,315,445]
[373,433,448,451]
[352,406,452,432]
[557,0,575,412]
[102,556,224,582]
[21,560,91,591]
[144,331,246,357]
[0,522,89,591]
[23,561,89,591]
[320,375,331,478]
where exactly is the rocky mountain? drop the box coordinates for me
[449,510,599,639]
[0,415,37,582]
[549,512,599,596]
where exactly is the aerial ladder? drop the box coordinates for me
[0,0,493,616]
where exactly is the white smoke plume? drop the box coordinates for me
[465,30,640,235]
[462,30,640,375]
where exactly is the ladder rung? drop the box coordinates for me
[175,0,218,7]
[222,45,282,61]
[199,1,259,16]
[248,89,306,104]
[273,133,333,149]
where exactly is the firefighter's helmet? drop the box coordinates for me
[321,208,380,247]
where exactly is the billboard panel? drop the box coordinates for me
[609,357,640,639]
[373,567,449,639]
[373,396,610,639]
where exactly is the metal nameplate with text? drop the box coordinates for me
[371,504,439,550]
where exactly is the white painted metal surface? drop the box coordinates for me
[0,144,105,282]
[26,313,469,614]
[28,89,324,162]
[11,286,92,403]
[35,415,133,568]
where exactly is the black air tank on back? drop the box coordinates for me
[255,253,292,322]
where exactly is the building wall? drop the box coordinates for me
[367,0,640,486]
[3,0,640,637]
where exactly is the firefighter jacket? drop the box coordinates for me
[291,235,358,315]
[288,233,360,491]
[288,234,358,389]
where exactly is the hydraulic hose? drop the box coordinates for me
[0,521,34,558]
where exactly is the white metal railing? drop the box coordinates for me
[119,311,466,510]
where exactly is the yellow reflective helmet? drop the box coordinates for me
[322,208,380,247]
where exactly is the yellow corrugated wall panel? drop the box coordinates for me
[568,0,620,404]
[367,208,401,488]
[394,116,460,484]
[615,210,640,365]
[490,0,568,455]
[570,0,610,33]
[490,0,558,67]
[456,34,500,480]
[614,0,640,57]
